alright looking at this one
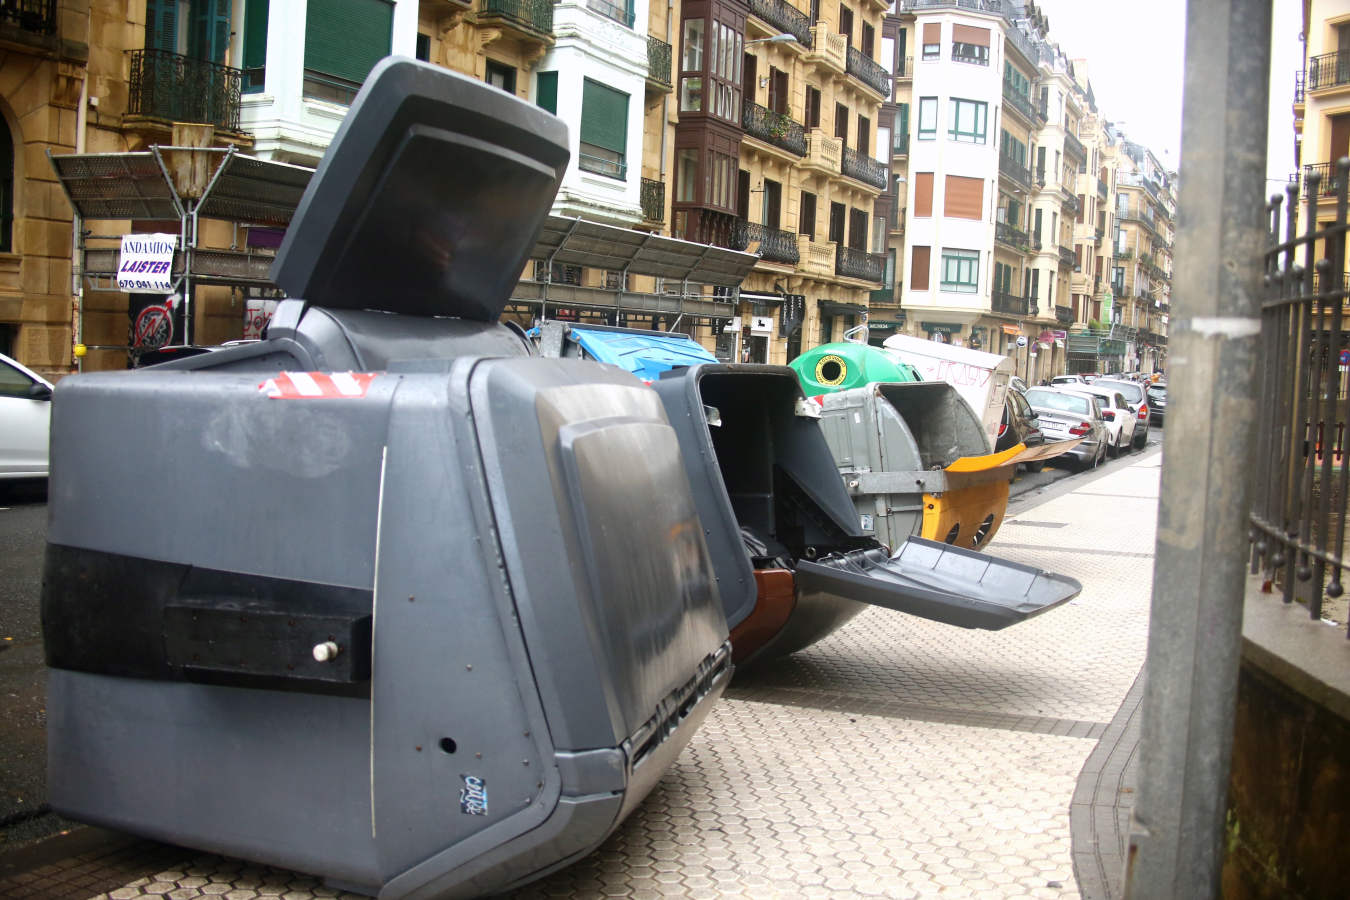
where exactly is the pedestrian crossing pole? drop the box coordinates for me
[1123,0,1272,897]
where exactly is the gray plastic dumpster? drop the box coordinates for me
[647,366,1084,665]
[42,60,731,900]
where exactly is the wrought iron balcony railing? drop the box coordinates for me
[1098,177,1109,199]
[995,220,1030,251]
[893,131,909,156]
[992,289,1029,316]
[846,45,892,97]
[641,177,665,222]
[128,49,243,132]
[1035,98,1048,123]
[1294,68,1306,103]
[998,153,1032,190]
[0,0,55,33]
[1059,245,1076,268]
[742,100,807,156]
[1063,129,1086,161]
[841,146,887,189]
[733,220,801,265]
[1002,81,1036,122]
[896,56,913,79]
[836,245,884,282]
[747,0,814,48]
[480,0,554,35]
[1306,51,1350,92]
[1055,305,1074,325]
[647,36,672,87]
[1062,192,1081,215]
[1302,162,1345,199]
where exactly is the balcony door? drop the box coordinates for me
[1331,113,1350,164]
[146,0,231,63]
[848,208,867,251]
[762,179,782,230]
[829,202,845,245]
[743,53,756,104]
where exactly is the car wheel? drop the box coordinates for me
[1024,459,1046,473]
[1108,433,1120,458]
[1133,426,1148,449]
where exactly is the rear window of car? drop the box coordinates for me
[1147,384,1166,398]
[1098,380,1143,403]
[1026,389,1090,415]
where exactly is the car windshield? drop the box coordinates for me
[1025,389,1090,415]
[1147,385,1166,398]
[1098,380,1143,403]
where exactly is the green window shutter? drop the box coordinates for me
[305,0,393,85]
[243,0,269,70]
[190,0,233,64]
[898,102,908,136]
[580,79,628,153]
[537,71,558,115]
[146,0,178,52]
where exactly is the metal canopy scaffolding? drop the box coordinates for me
[51,147,315,350]
[516,215,760,326]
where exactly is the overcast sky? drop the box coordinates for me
[1032,0,1302,188]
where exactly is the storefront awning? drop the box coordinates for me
[819,300,869,317]
[1000,324,1022,335]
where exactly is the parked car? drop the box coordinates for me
[1077,384,1138,457]
[0,352,53,480]
[1023,387,1108,470]
[1146,382,1167,425]
[1050,374,1087,387]
[1095,378,1151,448]
[998,387,1046,470]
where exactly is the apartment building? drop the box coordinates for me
[1294,1,1350,256]
[1108,141,1172,374]
[1068,60,1117,334]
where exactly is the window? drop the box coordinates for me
[242,0,269,92]
[913,172,933,217]
[588,0,634,27]
[829,202,845,243]
[149,0,232,62]
[871,216,886,254]
[951,25,990,66]
[1000,130,1027,165]
[768,67,788,115]
[839,5,853,46]
[414,32,430,62]
[680,18,704,112]
[1076,195,1085,224]
[943,175,983,220]
[917,97,937,140]
[876,126,890,163]
[1029,268,1040,300]
[806,86,822,128]
[0,113,11,253]
[304,0,393,104]
[948,98,987,143]
[861,22,874,57]
[880,36,894,74]
[763,179,782,229]
[940,249,979,293]
[921,22,939,59]
[1004,62,1030,100]
[848,208,867,250]
[835,103,849,145]
[676,148,699,202]
[800,191,816,239]
[1112,266,1125,292]
[485,60,516,94]
[580,79,629,179]
[536,71,558,114]
[857,115,869,157]
[911,245,931,290]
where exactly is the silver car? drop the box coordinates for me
[1023,387,1108,470]
[1,352,53,479]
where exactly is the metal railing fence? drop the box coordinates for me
[1250,164,1350,637]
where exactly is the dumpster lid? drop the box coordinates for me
[271,58,570,321]
[796,537,1081,630]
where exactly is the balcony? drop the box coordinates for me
[479,0,554,38]
[747,0,814,48]
[1055,305,1074,326]
[804,131,842,175]
[1063,130,1086,161]
[889,208,906,236]
[896,56,914,80]
[0,0,54,34]
[1035,98,1048,124]
[797,236,835,278]
[640,177,665,223]
[841,146,888,190]
[742,100,807,156]
[127,49,243,132]
[836,245,884,283]
[893,131,909,157]
[1306,51,1350,92]
[1062,192,1081,215]
[1294,69,1306,104]
[1097,177,1109,200]
[1058,245,1075,268]
[646,36,672,90]
[1302,162,1345,200]
[1002,81,1037,123]
[733,220,801,265]
[999,153,1032,190]
[846,45,892,98]
[805,25,847,74]
[995,221,1030,252]
[992,289,1029,316]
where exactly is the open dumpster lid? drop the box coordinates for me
[271,57,570,321]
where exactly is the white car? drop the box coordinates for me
[0,352,53,479]
[1077,384,1137,457]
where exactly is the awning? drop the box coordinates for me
[1000,324,1022,336]
[819,300,869,316]
[531,216,758,287]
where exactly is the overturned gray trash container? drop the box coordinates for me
[42,60,731,899]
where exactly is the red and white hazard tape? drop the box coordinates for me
[259,372,378,399]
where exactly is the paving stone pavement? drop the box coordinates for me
[0,452,1161,900]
